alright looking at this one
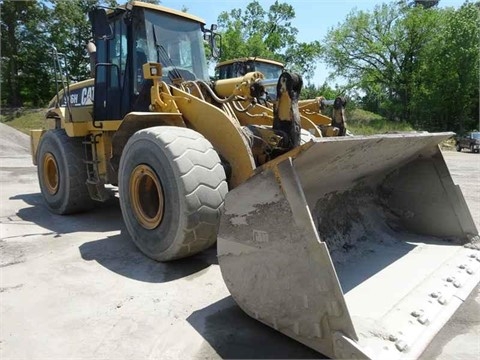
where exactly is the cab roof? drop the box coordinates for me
[215,57,285,69]
[128,1,206,25]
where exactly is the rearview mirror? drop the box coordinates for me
[210,33,222,59]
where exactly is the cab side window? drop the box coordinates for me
[109,19,128,86]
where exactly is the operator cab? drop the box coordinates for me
[215,58,284,101]
[215,57,284,80]
[90,2,214,121]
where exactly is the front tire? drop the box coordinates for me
[119,126,228,261]
[37,129,93,214]
[456,143,461,152]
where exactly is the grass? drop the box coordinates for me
[0,108,47,135]
[347,108,414,135]
[346,108,456,150]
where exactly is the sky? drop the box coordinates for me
[160,0,465,86]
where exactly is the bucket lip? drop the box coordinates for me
[312,131,455,144]
[349,246,480,360]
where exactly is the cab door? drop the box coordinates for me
[91,11,132,121]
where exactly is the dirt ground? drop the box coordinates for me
[0,123,478,359]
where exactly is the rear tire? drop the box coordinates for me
[456,143,461,152]
[37,129,94,214]
[118,126,228,261]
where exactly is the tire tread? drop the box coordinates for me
[38,129,93,214]
[121,127,227,261]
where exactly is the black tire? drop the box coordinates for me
[37,129,94,214]
[456,143,461,152]
[119,126,228,261]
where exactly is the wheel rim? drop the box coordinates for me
[130,164,165,230]
[43,152,59,195]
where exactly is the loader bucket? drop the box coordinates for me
[217,132,480,359]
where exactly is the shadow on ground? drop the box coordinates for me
[79,233,217,283]
[11,192,218,283]
[187,296,324,359]
[10,192,122,234]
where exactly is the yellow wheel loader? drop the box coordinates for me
[215,57,347,136]
[30,1,479,359]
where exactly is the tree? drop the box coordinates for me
[1,0,28,106]
[412,2,479,131]
[1,0,53,106]
[48,0,99,82]
[322,1,440,122]
[301,82,345,100]
[217,0,322,80]
[322,1,479,132]
[0,0,124,107]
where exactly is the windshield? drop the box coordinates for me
[471,132,480,139]
[138,9,209,82]
[216,60,284,80]
[254,62,284,80]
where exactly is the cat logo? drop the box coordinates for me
[81,86,94,106]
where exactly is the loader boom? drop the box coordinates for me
[215,57,347,137]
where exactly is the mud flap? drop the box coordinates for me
[218,132,480,359]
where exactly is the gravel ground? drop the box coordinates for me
[0,123,478,359]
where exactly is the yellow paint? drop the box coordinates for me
[233,102,322,137]
[214,72,264,98]
[121,112,186,128]
[143,63,188,112]
[130,1,205,24]
[234,102,274,126]
[129,164,165,229]
[62,119,123,137]
[30,129,46,165]
[42,152,59,195]
[46,79,95,123]
[323,126,339,137]
[298,97,322,112]
[142,62,162,80]
[300,111,332,126]
[47,78,94,109]
[92,131,109,179]
[170,86,256,188]
[298,98,332,126]
[301,117,323,137]
[216,57,285,70]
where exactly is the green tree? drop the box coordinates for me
[322,1,479,132]
[412,2,479,131]
[1,0,28,106]
[1,0,52,106]
[48,0,99,82]
[322,1,440,122]
[217,0,322,80]
[48,0,159,82]
[301,82,340,100]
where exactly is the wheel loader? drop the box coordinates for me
[215,56,347,136]
[30,1,480,359]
